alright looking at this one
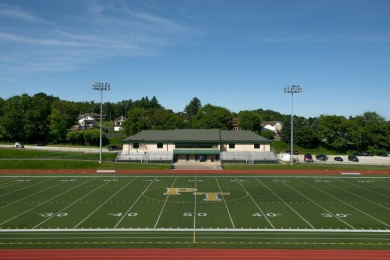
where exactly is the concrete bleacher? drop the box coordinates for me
[220,151,277,164]
[116,151,173,163]
[117,150,277,165]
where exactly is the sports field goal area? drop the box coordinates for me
[0,173,389,249]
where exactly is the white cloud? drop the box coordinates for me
[0,3,45,23]
[0,2,201,74]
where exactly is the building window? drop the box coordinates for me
[133,143,139,149]
[254,144,260,149]
[229,143,235,149]
[175,143,216,149]
[157,143,163,149]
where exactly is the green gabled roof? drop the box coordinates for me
[122,129,271,144]
[220,130,271,143]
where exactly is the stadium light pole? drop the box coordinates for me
[284,85,302,165]
[92,82,111,164]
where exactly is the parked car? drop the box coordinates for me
[304,153,314,162]
[358,151,373,156]
[348,155,359,162]
[334,156,343,162]
[316,154,328,161]
[108,145,122,151]
[286,150,299,155]
[14,142,24,148]
[348,155,357,161]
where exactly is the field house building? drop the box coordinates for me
[117,129,277,168]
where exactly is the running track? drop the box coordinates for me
[0,249,390,260]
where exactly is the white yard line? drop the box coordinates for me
[0,177,98,226]
[114,177,157,228]
[0,178,74,210]
[253,177,314,229]
[193,175,198,242]
[236,177,276,229]
[0,178,30,189]
[33,177,120,229]
[1,228,389,233]
[281,181,356,229]
[73,177,138,228]
[338,178,390,201]
[296,178,390,228]
[153,177,178,229]
[0,177,58,198]
[215,177,235,229]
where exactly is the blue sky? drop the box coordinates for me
[0,0,389,119]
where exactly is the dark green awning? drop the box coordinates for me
[174,149,220,155]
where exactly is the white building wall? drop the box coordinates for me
[224,144,270,152]
[123,142,270,153]
[122,143,175,154]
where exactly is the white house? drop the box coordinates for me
[261,121,283,133]
[113,116,126,131]
[78,114,96,130]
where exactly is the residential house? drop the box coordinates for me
[261,121,283,140]
[114,116,126,131]
[78,114,96,130]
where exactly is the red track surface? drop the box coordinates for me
[1,249,390,260]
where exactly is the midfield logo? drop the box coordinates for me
[164,188,230,202]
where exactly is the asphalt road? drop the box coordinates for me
[294,154,390,166]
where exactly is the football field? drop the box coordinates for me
[0,173,389,249]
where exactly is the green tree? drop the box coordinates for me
[25,93,53,143]
[133,96,162,109]
[113,99,133,119]
[0,94,32,141]
[66,129,107,146]
[316,115,348,152]
[294,125,319,148]
[148,108,185,130]
[49,108,68,144]
[237,110,262,132]
[261,129,275,140]
[122,108,149,135]
[184,97,202,122]
[192,104,232,129]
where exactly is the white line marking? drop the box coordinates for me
[299,178,390,228]
[282,180,355,229]
[0,177,98,226]
[236,177,276,229]
[34,177,120,229]
[0,228,389,233]
[215,177,235,229]
[153,177,177,228]
[73,177,138,228]
[254,177,314,229]
[114,177,157,228]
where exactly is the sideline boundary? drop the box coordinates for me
[1,228,390,233]
[1,169,390,175]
